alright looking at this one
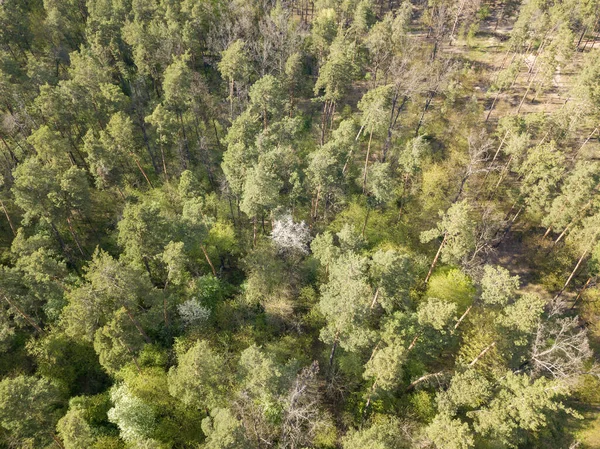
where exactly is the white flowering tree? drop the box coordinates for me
[108,384,156,442]
[271,214,311,254]
[177,299,211,328]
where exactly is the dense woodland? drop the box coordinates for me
[1,0,600,447]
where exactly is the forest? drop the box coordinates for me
[0,0,600,447]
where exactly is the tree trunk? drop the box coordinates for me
[469,341,496,367]
[407,333,420,351]
[571,277,593,310]
[328,333,339,370]
[553,248,590,302]
[132,154,154,188]
[230,78,235,121]
[575,125,598,157]
[361,206,370,238]
[362,127,374,192]
[0,198,16,236]
[201,244,217,277]
[370,287,380,309]
[415,90,436,136]
[453,305,472,331]
[485,88,502,122]
[424,233,447,283]
[123,305,152,343]
[2,295,44,334]
[405,371,444,392]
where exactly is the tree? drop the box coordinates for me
[108,383,156,442]
[61,250,160,344]
[343,416,410,449]
[421,200,477,282]
[517,141,565,220]
[201,408,250,449]
[357,85,393,189]
[168,340,229,410]
[240,160,283,245]
[56,399,97,449]
[314,34,359,143]
[271,213,310,255]
[218,40,251,120]
[0,375,64,447]
[425,413,474,449]
[248,75,285,129]
[319,252,375,362]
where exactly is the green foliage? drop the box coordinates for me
[342,416,409,449]
[168,339,229,410]
[0,375,65,447]
[0,1,597,447]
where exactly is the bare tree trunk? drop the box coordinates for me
[425,233,447,283]
[370,287,380,309]
[415,90,436,136]
[2,295,44,334]
[408,333,420,351]
[485,88,502,122]
[66,216,87,257]
[361,206,370,238]
[0,198,16,236]
[230,78,235,121]
[328,332,339,371]
[454,305,472,331]
[516,71,537,114]
[201,244,217,277]
[553,248,590,302]
[132,154,154,188]
[571,277,593,310]
[51,434,65,449]
[123,305,152,343]
[449,0,467,43]
[406,371,444,392]
[574,125,598,157]
[362,127,374,192]
[312,185,321,221]
[469,341,496,367]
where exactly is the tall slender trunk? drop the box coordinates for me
[362,127,374,192]
[0,198,16,236]
[328,332,339,371]
[571,277,593,310]
[575,126,598,157]
[123,305,152,343]
[425,233,447,283]
[453,305,472,331]
[230,78,235,121]
[469,341,496,367]
[201,244,217,277]
[370,287,380,309]
[2,295,44,334]
[415,90,436,136]
[553,248,591,302]
[361,206,370,238]
[132,154,154,188]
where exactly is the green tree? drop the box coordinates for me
[0,375,64,447]
[342,416,409,449]
[218,40,251,120]
[201,408,250,449]
[168,340,229,410]
[421,200,477,282]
